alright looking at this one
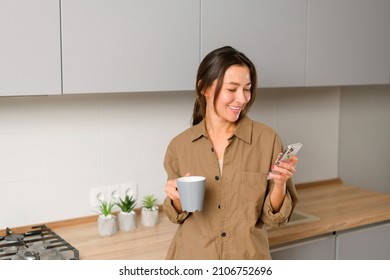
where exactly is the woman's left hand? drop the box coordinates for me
[268,154,298,185]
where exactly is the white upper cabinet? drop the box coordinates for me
[2,1,389,96]
[201,0,308,88]
[306,0,390,86]
[0,0,61,96]
[61,0,200,94]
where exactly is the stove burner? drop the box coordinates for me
[4,234,24,243]
[4,228,25,243]
[18,249,40,260]
[0,225,79,260]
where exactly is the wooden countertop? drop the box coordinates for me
[267,179,390,247]
[3,179,390,259]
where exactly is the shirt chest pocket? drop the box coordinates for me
[239,171,268,221]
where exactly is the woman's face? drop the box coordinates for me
[205,64,252,123]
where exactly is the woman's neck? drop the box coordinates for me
[205,115,236,161]
[205,114,237,138]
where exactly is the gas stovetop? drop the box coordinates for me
[0,225,79,260]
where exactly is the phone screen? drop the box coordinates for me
[267,143,302,179]
[277,143,302,163]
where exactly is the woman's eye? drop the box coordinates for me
[227,88,236,92]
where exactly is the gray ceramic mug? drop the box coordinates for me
[177,176,206,212]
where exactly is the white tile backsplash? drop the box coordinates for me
[0,88,340,228]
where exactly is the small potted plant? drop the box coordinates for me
[116,195,137,231]
[141,195,159,227]
[96,200,117,237]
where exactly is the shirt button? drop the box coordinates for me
[211,147,215,152]
[215,176,220,181]
[218,205,221,209]
[221,232,227,237]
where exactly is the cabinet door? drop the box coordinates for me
[201,0,307,88]
[61,0,200,94]
[0,0,61,96]
[336,222,390,260]
[306,0,390,86]
[270,234,336,260]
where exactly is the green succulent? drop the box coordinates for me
[142,195,157,210]
[97,200,115,217]
[116,195,136,213]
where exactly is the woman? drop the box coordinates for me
[163,46,299,259]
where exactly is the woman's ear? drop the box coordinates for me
[197,80,203,93]
[204,82,217,99]
[198,80,209,97]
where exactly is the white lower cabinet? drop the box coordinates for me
[270,221,390,260]
[270,234,336,260]
[335,222,390,260]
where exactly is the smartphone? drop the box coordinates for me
[267,142,303,179]
[275,143,303,165]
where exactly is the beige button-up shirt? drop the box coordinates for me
[163,116,298,259]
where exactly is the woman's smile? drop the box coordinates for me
[227,105,243,114]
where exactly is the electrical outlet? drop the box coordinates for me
[121,182,138,200]
[107,184,122,203]
[90,183,138,208]
[90,187,107,208]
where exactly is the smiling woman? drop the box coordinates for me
[204,64,252,124]
[162,46,299,260]
[192,46,257,127]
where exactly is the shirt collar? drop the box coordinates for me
[191,116,253,144]
[191,119,208,142]
[233,116,252,144]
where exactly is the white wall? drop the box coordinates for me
[0,87,340,228]
[339,85,390,194]
[252,87,340,183]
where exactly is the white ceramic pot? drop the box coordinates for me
[97,214,117,236]
[141,207,159,227]
[118,211,137,231]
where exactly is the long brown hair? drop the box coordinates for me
[192,46,257,126]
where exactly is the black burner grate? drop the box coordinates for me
[0,225,79,260]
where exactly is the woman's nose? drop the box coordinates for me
[235,89,249,103]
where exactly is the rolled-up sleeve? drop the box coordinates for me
[261,186,293,228]
[163,197,190,224]
[261,178,298,228]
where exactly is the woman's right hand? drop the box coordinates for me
[165,178,180,201]
[164,172,191,201]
